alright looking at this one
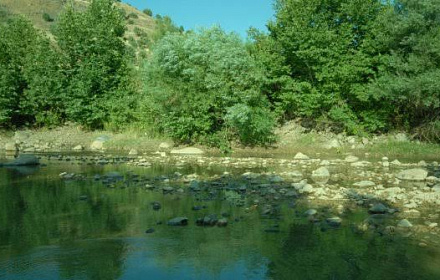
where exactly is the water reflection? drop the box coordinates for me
[0,162,439,280]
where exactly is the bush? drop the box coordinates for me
[142,8,153,17]
[142,27,276,147]
[42,12,54,22]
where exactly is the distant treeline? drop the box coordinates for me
[1,0,439,148]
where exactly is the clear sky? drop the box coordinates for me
[123,0,275,37]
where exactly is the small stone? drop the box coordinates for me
[304,209,317,216]
[429,223,438,229]
[294,152,310,160]
[129,149,138,155]
[353,181,376,188]
[217,218,228,227]
[345,155,359,163]
[170,147,204,155]
[326,216,342,227]
[167,217,189,226]
[145,228,155,234]
[152,202,161,210]
[397,219,413,228]
[73,145,84,151]
[368,203,388,214]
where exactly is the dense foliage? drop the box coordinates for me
[252,0,440,140]
[142,27,275,148]
[1,0,439,145]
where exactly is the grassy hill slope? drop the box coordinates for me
[0,0,156,54]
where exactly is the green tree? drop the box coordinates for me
[264,0,387,134]
[55,0,134,129]
[143,27,275,147]
[366,0,440,139]
[0,17,62,127]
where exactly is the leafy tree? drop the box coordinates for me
[263,0,387,133]
[55,0,134,129]
[143,8,153,17]
[0,17,62,127]
[143,27,275,147]
[366,0,440,137]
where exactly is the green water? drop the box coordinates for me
[0,158,440,280]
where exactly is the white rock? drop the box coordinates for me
[4,142,18,151]
[353,181,376,188]
[311,167,330,183]
[90,140,104,150]
[294,152,310,160]
[170,147,204,155]
[396,169,428,181]
[345,155,359,163]
[73,145,84,151]
[159,142,172,150]
[129,149,138,155]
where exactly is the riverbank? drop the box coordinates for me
[1,122,440,161]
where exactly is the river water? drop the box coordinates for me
[0,154,440,280]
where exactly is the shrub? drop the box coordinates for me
[142,27,276,146]
[142,8,153,17]
[42,12,54,22]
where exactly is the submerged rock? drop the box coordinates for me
[217,218,228,227]
[167,217,188,226]
[368,203,388,214]
[0,154,39,167]
[145,228,155,234]
[396,169,428,181]
[326,216,342,227]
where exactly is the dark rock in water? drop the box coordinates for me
[196,214,218,226]
[152,202,161,211]
[217,218,228,227]
[0,154,40,167]
[264,227,280,233]
[156,221,163,225]
[94,175,101,181]
[368,203,388,214]
[326,217,342,228]
[189,181,201,191]
[192,206,203,211]
[163,186,174,193]
[79,195,88,201]
[167,217,188,226]
[221,212,230,218]
[145,228,155,234]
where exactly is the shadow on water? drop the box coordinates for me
[0,158,439,280]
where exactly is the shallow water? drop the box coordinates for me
[1,156,440,280]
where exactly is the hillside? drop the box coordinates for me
[0,0,156,54]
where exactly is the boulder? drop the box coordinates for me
[170,147,204,155]
[311,167,330,183]
[167,217,188,226]
[90,140,104,150]
[128,149,138,155]
[396,169,428,181]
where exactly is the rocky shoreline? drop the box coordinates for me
[8,150,434,245]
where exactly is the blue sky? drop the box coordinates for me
[123,0,275,37]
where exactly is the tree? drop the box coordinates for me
[264,0,387,134]
[55,0,133,129]
[0,17,61,127]
[143,27,275,147]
